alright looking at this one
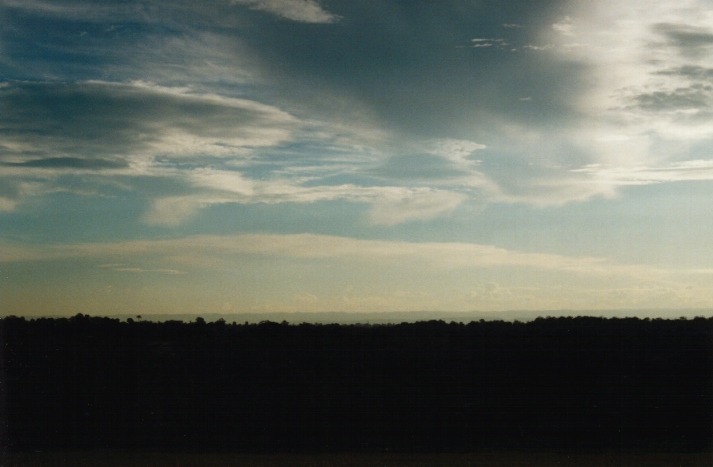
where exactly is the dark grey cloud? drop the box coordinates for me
[239,0,579,140]
[1,0,577,143]
[653,23,713,57]
[631,84,713,112]
[3,157,129,170]
[656,65,713,81]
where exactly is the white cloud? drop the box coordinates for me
[0,198,17,211]
[7,232,713,312]
[509,0,713,199]
[522,44,553,51]
[188,168,256,195]
[99,264,186,274]
[113,32,259,88]
[424,138,486,168]
[232,0,339,23]
[3,0,340,24]
[572,159,713,186]
[142,196,213,226]
[0,81,297,162]
[0,80,302,210]
[0,0,137,20]
[368,189,467,226]
[0,232,689,281]
[552,16,575,36]
[5,0,712,216]
[468,38,508,49]
[143,171,471,226]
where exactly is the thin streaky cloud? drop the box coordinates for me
[0,233,687,280]
[233,0,341,23]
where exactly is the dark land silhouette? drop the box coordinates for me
[1,315,711,459]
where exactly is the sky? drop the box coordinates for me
[1,0,713,318]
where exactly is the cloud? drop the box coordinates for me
[142,196,210,226]
[3,0,712,218]
[0,232,660,277]
[0,80,300,211]
[572,160,713,186]
[425,139,486,167]
[551,16,574,36]
[0,80,297,162]
[369,138,489,191]
[2,0,340,24]
[233,0,340,23]
[0,0,616,211]
[189,168,256,196]
[536,0,713,189]
[521,44,553,51]
[133,136,487,227]
[7,232,710,302]
[656,65,713,80]
[653,22,713,57]
[142,178,471,226]
[7,231,713,312]
[468,38,508,49]
[628,84,712,113]
[0,197,18,212]
[0,0,144,21]
[99,264,186,274]
[3,157,129,170]
[0,179,54,212]
[372,154,470,181]
[367,190,467,226]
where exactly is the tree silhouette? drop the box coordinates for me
[1,315,711,454]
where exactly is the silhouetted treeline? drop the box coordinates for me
[2,315,712,453]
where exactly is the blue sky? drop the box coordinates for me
[1,0,713,317]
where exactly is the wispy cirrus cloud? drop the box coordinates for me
[0,80,297,162]
[0,80,300,210]
[142,181,470,227]
[366,190,467,226]
[573,160,713,186]
[2,0,713,224]
[7,231,712,314]
[99,263,186,275]
[0,232,675,279]
[2,0,339,23]
[232,0,340,23]
[0,76,476,226]
[5,232,713,312]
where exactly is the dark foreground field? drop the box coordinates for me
[2,315,712,463]
[4,451,712,466]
